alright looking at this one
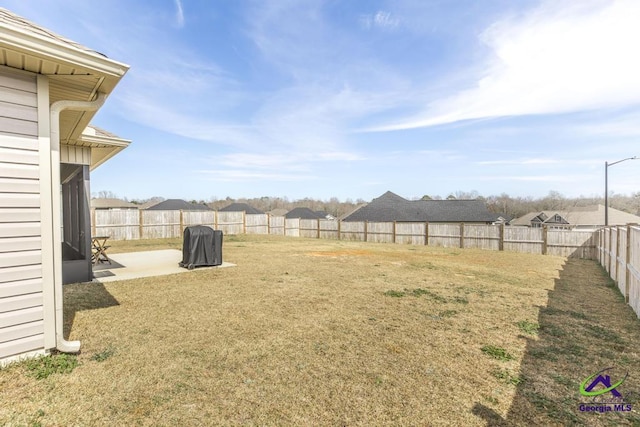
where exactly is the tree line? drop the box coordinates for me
[444,190,640,219]
[93,190,640,220]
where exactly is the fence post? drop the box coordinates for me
[425,222,429,246]
[364,221,368,242]
[243,211,247,235]
[459,223,465,248]
[608,227,613,274]
[542,226,548,255]
[599,229,603,264]
[393,221,397,243]
[499,223,505,251]
[214,210,218,230]
[267,213,271,235]
[317,219,321,239]
[139,209,144,239]
[626,224,632,302]
[338,219,341,240]
[179,210,184,236]
[616,226,622,285]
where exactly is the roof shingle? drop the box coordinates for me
[511,205,640,227]
[219,203,264,214]
[285,207,325,220]
[145,199,211,211]
[0,7,104,56]
[91,198,138,209]
[343,191,497,223]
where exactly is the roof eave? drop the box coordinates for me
[80,133,131,147]
[0,25,129,78]
[0,18,130,149]
[80,134,131,170]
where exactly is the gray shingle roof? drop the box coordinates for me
[219,203,264,215]
[268,208,288,217]
[342,191,496,223]
[91,198,138,209]
[0,7,102,56]
[415,199,498,222]
[139,200,162,210]
[285,207,325,219]
[145,199,211,211]
[511,205,640,227]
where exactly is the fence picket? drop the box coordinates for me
[598,225,640,318]
[91,210,598,260]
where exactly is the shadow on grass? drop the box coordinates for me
[63,282,120,338]
[473,257,640,426]
[92,259,126,279]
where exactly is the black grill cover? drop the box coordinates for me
[179,226,223,269]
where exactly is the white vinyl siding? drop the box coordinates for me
[0,67,44,361]
[60,145,91,165]
[0,68,37,138]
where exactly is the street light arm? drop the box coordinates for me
[604,155,638,226]
[607,156,638,167]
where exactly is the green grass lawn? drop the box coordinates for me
[2,234,640,426]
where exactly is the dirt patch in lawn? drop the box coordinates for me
[306,249,373,257]
[2,234,640,426]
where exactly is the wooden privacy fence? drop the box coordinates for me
[597,225,640,317]
[92,210,598,259]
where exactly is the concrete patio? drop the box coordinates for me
[92,249,235,282]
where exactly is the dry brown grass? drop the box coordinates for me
[1,234,640,426]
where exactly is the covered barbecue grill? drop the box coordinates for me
[179,225,223,269]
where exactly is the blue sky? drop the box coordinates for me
[5,0,640,201]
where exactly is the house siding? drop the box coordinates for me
[0,67,45,361]
[60,145,91,165]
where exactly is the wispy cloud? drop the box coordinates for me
[174,0,185,28]
[478,174,593,182]
[370,0,640,131]
[197,170,317,182]
[477,158,560,166]
[11,0,636,200]
[103,1,396,162]
[573,110,640,138]
[360,11,399,30]
[199,150,362,184]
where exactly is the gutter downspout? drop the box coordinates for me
[50,93,107,353]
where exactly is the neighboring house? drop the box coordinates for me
[511,205,640,230]
[138,199,163,210]
[342,191,497,224]
[492,214,512,225]
[338,203,368,221]
[0,8,129,364]
[219,202,264,215]
[285,207,326,220]
[144,199,211,211]
[91,198,139,210]
[315,211,336,220]
[510,212,570,229]
[268,208,288,217]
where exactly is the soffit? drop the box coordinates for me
[0,9,128,145]
[81,126,131,170]
[48,74,106,145]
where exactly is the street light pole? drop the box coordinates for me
[604,156,638,226]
